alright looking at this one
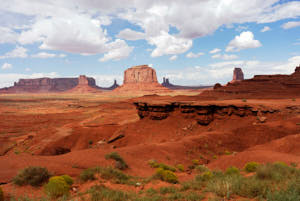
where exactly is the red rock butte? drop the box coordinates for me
[115,65,170,93]
[230,67,244,83]
[66,75,102,93]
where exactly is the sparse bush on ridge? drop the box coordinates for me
[225,166,240,175]
[80,168,96,182]
[100,166,130,184]
[244,162,259,173]
[13,166,51,187]
[148,160,176,172]
[61,175,73,186]
[105,152,128,170]
[176,164,185,172]
[195,165,209,173]
[154,168,178,184]
[44,176,70,198]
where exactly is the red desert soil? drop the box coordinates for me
[1,91,300,198]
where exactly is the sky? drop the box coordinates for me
[0,0,300,87]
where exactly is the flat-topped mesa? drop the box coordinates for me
[162,77,212,90]
[201,65,300,99]
[230,67,244,83]
[115,65,170,93]
[124,65,158,84]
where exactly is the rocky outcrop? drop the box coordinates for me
[162,77,212,90]
[230,68,244,83]
[134,101,278,125]
[202,65,300,99]
[66,75,102,93]
[115,65,170,93]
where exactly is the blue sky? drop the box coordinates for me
[0,0,299,87]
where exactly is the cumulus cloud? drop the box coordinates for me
[186,52,204,58]
[209,48,221,54]
[0,27,19,44]
[1,63,13,70]
[260,26,271,32]
[226,31,262,52]
[117,28,146,41]
[169,55,178,61]
[0,46,28,59]
[148,31,192,57]
[99,39,134,62]
[212,54,238,60]
[281,21,300,29]
[31,52,66,58]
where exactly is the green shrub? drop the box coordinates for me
[192,159,199,166]
[176,164,185,172]
[146,188,158,196]
[195,165,209,173]
[236,177,270,198]
[89,185,129,201]
[206,175,241,198]
[155,168,178,184]
[195,171,213,182]
[80,168,96,182]
[105,152,128,170]
[158,163,176,172]
[148,159,159,168]
[100,167,130,183]
[13,166,51,186]
[244,162,259,173]
[61,175,73,185]
[225,166,240,175]
[0,187,3,201]
[44,176,70,198]
[256,162,291,181]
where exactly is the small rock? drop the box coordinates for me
[258,116,267,123]
[97,140,106,145]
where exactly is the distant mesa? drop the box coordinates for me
[115,65,169,93]
[162,77,212,90]
[0,75,118,94]
[230,67,244,83]
[202,65,300,99]
[66,75,102,93]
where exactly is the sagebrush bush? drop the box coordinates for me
[44,176,70,198]
[13,166,51,186]
[155,168,178,184]
[89,185,129,201]
[80,168,96,182]
[225,166,240,175]
[158,163,176,172]
[105,152,128,170]
[159,186,177,195]
[176,164,185,172]
[0,187,3,201]
[61,175,73,185]
[195,165,209,173]
[256,162,291,181]
[100,167,130,183]
[244,162,259,172]
[148,159,159,168]
[195,171,213,182]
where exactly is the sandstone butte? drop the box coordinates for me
[114,65,170,93]
[230,67,244,83]
[66,75,102,93]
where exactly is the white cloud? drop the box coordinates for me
[117,28,146,41]
[186,52,204,58]
[148,31,192,57]
[90,74,123,86]
[169,55,178,61]
[31,52,67,59]
[260,26,271,32]
[0,46,28,59]
[25,67,31,71]
[212,54,239,60]
[99,39,134,62]
[1,63,12,70]
[226,31,262,52]
[209,48,221,54]
[281,21,300,29]
[0,27,18,44]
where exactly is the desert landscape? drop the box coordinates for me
[0,64,300,201]
[1,1,300,201]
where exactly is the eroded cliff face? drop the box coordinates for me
[134,101,278,125]
[230,68,244,83]
[67,75,102,93]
